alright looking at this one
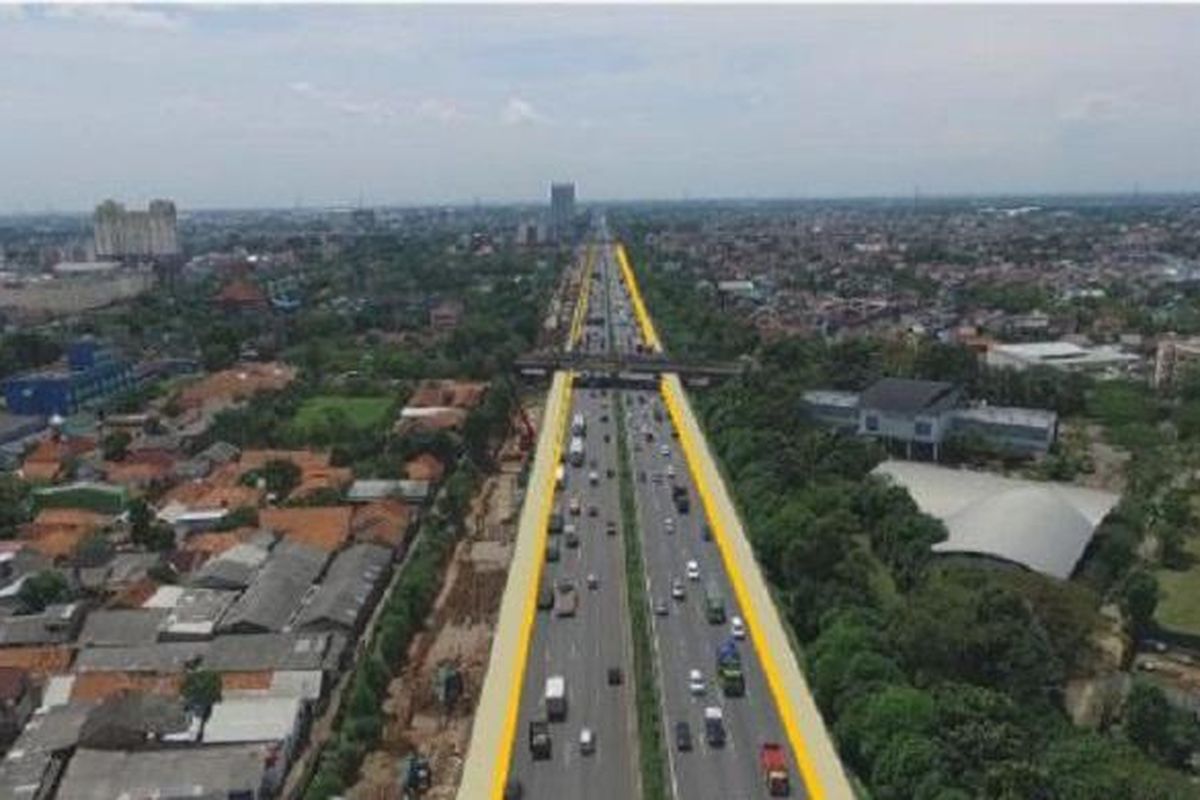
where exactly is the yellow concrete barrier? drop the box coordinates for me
[457,370,575,800]
[661,375,855,800]
[615,243,662,353]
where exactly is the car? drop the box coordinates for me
[588,470,599,485]
[671,579,686,600]
[686,560,700,581]
[546,541,560,563]
[659,444,670,457]
[589,458,598,468]
[688,669,705,695]
[565,531,580,549]
[604,433,611,443]
[664,517,675,534]
[605,520,617,536]
[537,585,554,610]
[638,470,647,482]
[607,667,623,686]
[587,573,599,589]
[504,778,524,799]
[674,721,693,752]
[666,465,676,480]
[600,414,609,423]
[654,598,669,616]
[569,497,581,516]
[588,504,598,517]
[579,727,595,756]
[701,524,712,541]
[731,616,746,639]
[606,467,615,478]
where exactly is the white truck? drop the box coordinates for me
[546,675,567,722]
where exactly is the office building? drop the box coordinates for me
[94,199,181,259]
[2,339,134,417]
[802,376,1058,459]
[549,182,575,242]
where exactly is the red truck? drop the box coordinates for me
[760,742,790,796]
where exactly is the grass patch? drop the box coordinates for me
[1155,536,1200,636]
[291,395,392,435]
[615,392,670,800]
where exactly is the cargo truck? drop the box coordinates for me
[704,582,726,624]
[716,639,745,697]
[760,743,790,796]
[545,676,567,721]
[529,719,551,760]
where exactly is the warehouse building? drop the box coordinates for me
[2,340,133,417]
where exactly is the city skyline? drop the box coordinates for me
[3,5,1200,210]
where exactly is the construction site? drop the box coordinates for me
[346,398,540,799]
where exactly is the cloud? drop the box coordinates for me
[288,81,316,96]
[415,98,468,124]
[1058,92,1130,124]
[44,5,186,32]
[501,96,548,126]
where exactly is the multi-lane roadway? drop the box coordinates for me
[506,227,803,798]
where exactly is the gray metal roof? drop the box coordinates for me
[860,378,960,415]
[55,745,268,800]
[294,543,391,632]
[77,609,168,648]
[73,641,208,673]
[206,632,336,672]
[217,540,327,634]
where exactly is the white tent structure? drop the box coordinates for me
[873,460,1119,579]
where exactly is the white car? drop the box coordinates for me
[686,560,700,581]
[659,444,670,457]
[588,470,599,485]
[731,616,746,640]
[666,465,676,480]
[688,669,705,695]
[664,517,676,534]
[580,727,595,755]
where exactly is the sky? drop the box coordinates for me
[1,4,1199,210]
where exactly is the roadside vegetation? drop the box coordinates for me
[623,229,1200,798]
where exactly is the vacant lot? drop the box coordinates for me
[1155,536,1200,636]
[292,395,392,434]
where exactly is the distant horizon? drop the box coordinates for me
[3,187,1199,220]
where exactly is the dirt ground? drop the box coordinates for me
[347,402,539,799]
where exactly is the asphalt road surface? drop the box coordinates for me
[506,252,638,799]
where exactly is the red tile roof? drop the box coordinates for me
[352,499,413,550]
[0,647,74,678]
[259,506,353,553]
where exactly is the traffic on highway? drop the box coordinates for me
[505,224,801,798]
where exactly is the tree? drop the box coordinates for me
[18,570,70,612]
[252,458,302,498]
[0,475,31,539]
[181,669,222,714]
[100,431,131,462]
[1121,570,1160,633]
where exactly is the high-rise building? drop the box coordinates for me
[549,182,575,242]
[94,199,181,259]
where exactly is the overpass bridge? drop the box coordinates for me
[514,352,751,383]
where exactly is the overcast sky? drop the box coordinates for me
[2,4,1199,211]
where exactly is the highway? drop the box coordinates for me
[506,243,639,798]
[500,223,819,798]
[601,235,801,798]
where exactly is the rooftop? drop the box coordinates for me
[55,745,269,800]
[259,506,353,553]
[873,460,1119,579]
[859,377,959,415]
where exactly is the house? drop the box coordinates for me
[857,378,963,459]
[0,667,34,746]
[203,696,306,772]
[0,646,74,680]
[346,479,430,505]
[75,691,196,749]
[19,436,97,484]
[77,609,168,649]
[142,585,239,641]
[0,603,85,648]
[217,540,328,634]
[0,701,95,800]
[0,544,52,615]
[215,277,269,311]
[204,632,344,675]
[20,508,110,562]
[55,744,278,800]
[294,543,392,635]
[190,535,274,591]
